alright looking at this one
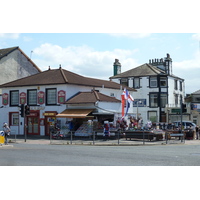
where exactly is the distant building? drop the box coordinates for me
[0,46,41,94]
[110,54,185,123]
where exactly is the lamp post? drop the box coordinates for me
[137,101,142,120]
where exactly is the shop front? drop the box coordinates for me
[43,112,58,136]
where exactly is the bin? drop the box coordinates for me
[0,131,5,144]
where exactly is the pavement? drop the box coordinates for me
[1,135,200,147]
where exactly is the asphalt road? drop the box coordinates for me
[1,143,200,166]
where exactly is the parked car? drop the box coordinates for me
[173,121,196,130]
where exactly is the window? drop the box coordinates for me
[174,80,178,90]
[148,111,157,123]
[10,113,19,126]
[133,78,140,89]
[160,77,167,87]
[160,93,167,108]
[175,94,178,106]
[28,90,37,105]
[180,81,182,91]
[46,88,57,105]
[150,93,158,107]
[10,90,19,106]
[150,77,157,87]
[121,79,128,87]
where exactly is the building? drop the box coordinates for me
[0,67,135,136]
[0,46,41,94]
[110,54,185,124]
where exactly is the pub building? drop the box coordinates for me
[0,67,136,137]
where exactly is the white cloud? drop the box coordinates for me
[108,33,152,39]
[0,33,20,39]
[33,43,139,79]
[173,52,200,93]
[192,33,200,41]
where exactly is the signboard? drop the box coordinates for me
[133,99,146,107]
[172,108,181,114]
[43,113,56,116]
[20,92,26,104]
[38,91,45,105]
[2,93,8,105]
[58,90,66,104]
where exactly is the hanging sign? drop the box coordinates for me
[20,92,26,104]
[2,93,8,105]
[38,91,45,105]
[58,90,66,104]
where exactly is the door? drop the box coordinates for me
[27,116,39,135]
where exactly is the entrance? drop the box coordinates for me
[43,112,58,136]
[27,116,39,135]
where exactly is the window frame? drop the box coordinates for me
[149,93,158,108]
[120,78,128,87]
[10,90,19,106]
[160,93,168,108]
[46,88,57,105]
[149,77,158,88]
[133,77,140,89]
[27,89,37,106]
[160,77,167,88]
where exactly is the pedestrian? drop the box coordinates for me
[3,123,10,145]
[103,121,110,141]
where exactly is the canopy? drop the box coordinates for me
[56,109,94,118]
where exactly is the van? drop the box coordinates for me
[173,121,196,130]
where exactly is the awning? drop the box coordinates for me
[56,109,94,118]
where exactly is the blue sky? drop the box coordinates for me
[1,33,200,94]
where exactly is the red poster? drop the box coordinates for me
[58,90,66,104]
[2,93,8,105]
[38,91,45,105]
[20,92,26,104]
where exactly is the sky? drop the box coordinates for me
[1,0,200,96]
[1,33,200,94]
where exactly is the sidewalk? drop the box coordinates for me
[3,135,200,146]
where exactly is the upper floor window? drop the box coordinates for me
[27,89,37,105]
[150,77,157,88]
[160,77,167,87]
[121,79,128,87]
[46,88,57,105]
[133,78,140,89]
[174,80,178,90]
[180,81,182,91]
[10,90,19,106]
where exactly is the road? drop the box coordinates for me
[1,143,200,166]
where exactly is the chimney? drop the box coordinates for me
[113,59,121,76]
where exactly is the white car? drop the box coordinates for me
[173,121,196,130]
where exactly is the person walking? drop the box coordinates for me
[3,123,10,145]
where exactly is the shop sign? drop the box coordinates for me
[58,90,66,104]
[43,113,56,116]
[2,93,8,105]
[20,92,26,104]
[38,91,45,105]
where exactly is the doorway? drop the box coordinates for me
[27,116,39,135]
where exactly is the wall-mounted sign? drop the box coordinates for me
[133,99,147,107]
[2,93,8,105]
[58,90,66,104]
[20,92,26,104]
[38,91,45,105]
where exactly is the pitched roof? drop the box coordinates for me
[0,67,136,91]
[0,46,42,72]
[110,63,166,79]
[66,90,121,104]
[110,63,184,80]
